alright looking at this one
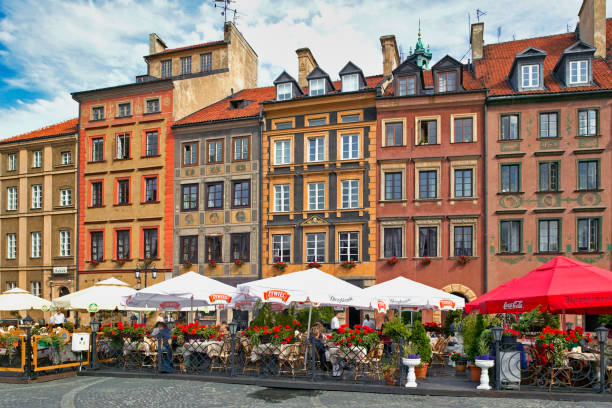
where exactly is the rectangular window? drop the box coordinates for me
[308,182,325,210]
[521,64,539,88]
[146,99,160,114]
[418,226,437,257]
[8,154,17,171]
[92,106,104,121]
[180,235,198,264]
[578,160,598,190]
[306,233,325,263]
[118,102,131,117]
[200,53,212,72]
[7,187,17,210]
[207,139,224,163]
[538,220,559,253]
[91,137,104,162]
[181,183,198,211]
[232,180,250,208]
[144,177,158,202]
[115,133,130,159]
[339,231,359,262]
[341,114,360,123]
[341,134,359,159]
[31,184,42,209]
[30,281,41,297]
[32,151,42,168]
[233,137,249,161]
[230,233,250,262]
[501,115,519,140]
[500,220,522,253]
[539,113,558,138]
[399,76,416,96]
[341,74,359,92]
[454,118,473,142]
[308,118,326,126]
[274,121,292,130]
[272,234,291,263]
[117,179,130,204]
[454,169,473,198]
[418,120,437,145]
[7,233,16,259]
[569,60,588,84]
[161,60,172,78]
[90,231,104,261]
[6,281,16,291]
[274,140,291,165]
[454,226,473,257]
[437,71,456,92]
[383,227,402,258]
[143,228,158,259]
[180,56,191,75]
[60,188,72,206]
[61,151,72,165]
[384,172,402,200]
[308,137,325,162]
[91,181,103,206]
[341,179,359,209]
[276,83,292,101]
[419,170,437,199]
[273,184,290,212]
[309,78,325,96]
[206,182,223,209]
[577,218,599,252]
[59,230,71,257]
[538,162,559,192]
[205,236,222,262]
[578,109,597,136]
[116,230,130,260]
[145,131,159,156]
[385,122,403,146]
[500,164,520,193]
[183,142,198,166]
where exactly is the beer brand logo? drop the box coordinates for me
[376,300,388,313]
[160,301,180,310]
[263,290,290,303]
[439,299,455,309]
[503,300,523,310]
[209,294,232,303]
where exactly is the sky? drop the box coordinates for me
[0,0,609,140]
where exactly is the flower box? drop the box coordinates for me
[183,261,193,269]
[457,256,471,264]
[340,260,357,269]
[420,257,431,265]
[208,260,216,268]
[386,257,399,266]
[307,261,321,268]
[273,261,286,271]
[234,259,244,266]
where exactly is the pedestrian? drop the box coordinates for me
[49,310,65,327]
[362,314,376,330]
[331,311,341,332]
[310,324,329,371]
[151,321,173,373]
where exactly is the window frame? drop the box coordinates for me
[415,116,440,145]
[384,171,403,201]
[142,175,159,203]
[339,132,360,160]
[340,179,359,209]
[141,227,159,259]
[30,231,41,258]
[538,161,560,192]
[181,183,199,211]
[89,230,104,261]
[179,235,198,264]
[341,74,359,92]
[91,106,105,121]
[117,102,131,118]
[537,218,561,254]
[7,233,16,259]
[115,132,131,160]
[144,130,159,157]
[451,115,476,143]
[437,71,457,93]
[115,177,131,205]
[200,52,212,72]
[7,186,17,211]
[309,78,325,96]
[307,182,326,211]
[89,180,104,207]
[576,217,601,253]
[31,184,42,209]
[305,232,326,263]
[568,60,589,85]
[577,159,599,191]
[520,64,540,88]
[382,227,403,259]
[206,139,224,164]
[418,170,438,199]
[273,139,291,165]
[500,163,521,193]
[145,98,160,114]
[61,151,72,165]
[205,235,223,263]
[115,228,131,260]
[500,114,520,140]
[398,76,416,96]
[577,108,599,136]
[8,153,17,171]
[499,219,523,254]
[91,136,105,162]
[161,60,172,78]
[182,142,199,166]
[60,188,72,207]
[232,136,250,162]
[272,234,291,263]
[276,83,292,101]
[180,56,192,75]
[32,150,42,168]
[338,231,360,262]
[454,168,474,198]
[273,184,290,213]
[231,179,250,208]
[59,230,71,257]
[306,135,325,163]
[230,233,250,262]
[205,181,223,210]
[538,111,559,139]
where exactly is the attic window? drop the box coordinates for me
[569,60,588,85]
[437,72,456,92]
[521,64,539,88]
[309,79,325,96]
[342,74,359,92]
[398,76,416,96]
[277,83,292,101]
[229,100,252,110]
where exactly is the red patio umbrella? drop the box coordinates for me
[465,256,612,314]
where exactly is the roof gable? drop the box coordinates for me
[393,58,422,76]
[273,70,298,85]
[338,61,366,88]
[306,66,336,91]
[431,55,462,70]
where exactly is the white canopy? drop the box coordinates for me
[124,272,250,310]
[237,268,369,308]
[53,278,150,311]
[362,277,465,312]
[0,288,52,311]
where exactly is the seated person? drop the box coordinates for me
[152,322,173,373]
[311,323,329,371]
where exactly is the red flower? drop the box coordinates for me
[347,343,352,347]
[285,325,290,330]
[281,341,286,345]
[539,334,545,340]
[111,330,116,335]
[274,334,279,338]
[357,338,362,342]
[172,334,177,338]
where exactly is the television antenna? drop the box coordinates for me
[476,9,487,22]
[497,26,502,42]
[214,0,239,24]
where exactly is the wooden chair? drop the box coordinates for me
[209,338,231,373]
[278,343,301,377]
[241,338,259,374]
[430,336,450,367]
[354,343,384,381]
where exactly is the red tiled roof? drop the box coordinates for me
[0,118,78,144]
[174,87,275,126]
[146,40,225,58]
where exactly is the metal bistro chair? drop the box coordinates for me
[278,342,301,377]
[430,336,450,367]
[354,343,384,381]
[209,338,232,373]
[241,338,260,374]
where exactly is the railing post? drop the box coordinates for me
[600,338,606,393]
[397,336,404,386]
[495,338,502,390]
[157,337,162,374]
[23,327,33,381]
[310,335,316,381]
[90,332,98,370]
[230,335,235,377]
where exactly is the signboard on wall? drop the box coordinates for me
[53,266,68,275]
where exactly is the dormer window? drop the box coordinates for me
[398,77,416,96]
[521,64,540,88]
[569,60,588,85]
[342,74,359,92]
[277,83,292,101]
[309,79,325,96]
[437,72,456,92]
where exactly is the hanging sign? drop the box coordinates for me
[87,303,99,313]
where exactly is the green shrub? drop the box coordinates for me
[466,314,485,362]
[409,321,432,363]
[382,316,410,341]
[513,305,559,333]
[442,310,463,336]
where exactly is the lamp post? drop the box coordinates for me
[90,318,101,370]
[135,260,157,289]
[595,325,609,393]
[228,321,237,377]
[491,326,504,391]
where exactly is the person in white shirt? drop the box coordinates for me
[331,312,341,331]
[362,314,376,330]
[50,311,65,327]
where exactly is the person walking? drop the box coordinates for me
[151,321,173,373]
[330,311,341,332]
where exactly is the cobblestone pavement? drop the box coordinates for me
[0,377,604,408]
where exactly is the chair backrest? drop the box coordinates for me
[433,337,449,352]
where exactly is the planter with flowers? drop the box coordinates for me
[172,322,222,345]
[114,258,128,266]
[243,323,297,347]
[332,324,379,352]
[89,259,100,266]
[450,351,467,374]
[402,344,421,388]
[208,260,217,269]
[409,321,432,378]
[273,261,286,271]
[474,355,495,390]
[340,260,357,269]
[382,361,400,386]
[183,260,193,269]
[502,326,520,345]
[420,257,431,266]
[534,325,591,367]
[386,256,399,266]
[457,256,471,265]
[307,261,321,268]
[101,322,150,348]
[234,259,244,267]
[424,321,442,334]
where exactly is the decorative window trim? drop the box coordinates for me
[89,134,105,162]
[537,111,560,139]
[305,113,329,127]
[576,108,599,137]
[303,132,328,163]
[450,113,477,143]
[270,135,294,166]
[140,226,159,260]
[499,162,522,193]
[269,227,294,264]
[449,159,477,199]
[500,113,521,141]
[271,117,295,131]
[270,177,293,213]
[113,227,132,261]
[414,115,441,145]
[381,118,407,147]
[337,171,363,210]
[380,221,406,259]
[88,179,105,207]
[335,224,362,262]
[91,105,105,121]
[182,141,199,167]
[567,59,590,86]
[576,158,600,190]
[499,218,523,254]
[575,216,601,253]
[116,101,132,118]
[303,176,327,212]
[232,135,251,162]
[114,177,131,205]
[302,227,327,264]
[206,138,224,164]
[142,127,161,157]
[414,218,442,258]
[520,64,540,89]
[276,83,293,101]
[141,174,159,203]
[380,162,406,201]
[145,98,161,114]
[88,229,105,261]
[336,128,363,161]
[414,160,442,200]
[536,218,561,254]
[449,218,477,257]
[338,109,363,124]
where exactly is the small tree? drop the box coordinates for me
[466,314,485,362]
[410,320,432,363]
[382,316,410,342]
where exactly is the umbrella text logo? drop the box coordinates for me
[263,290,290,303]
[439,299,455,309]
[209,294,232,303]
[503,300,523,310]
[160,301,180,310]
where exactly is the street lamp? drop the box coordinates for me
[134,262,157,288]
[228,321,238,377]
[89,318,101,370]
[22,315,34,326]
[491,326,504,391]
[595,325,609,393]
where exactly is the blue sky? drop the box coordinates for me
[0,0,609,139]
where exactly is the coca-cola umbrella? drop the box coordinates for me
[465,256,612,314]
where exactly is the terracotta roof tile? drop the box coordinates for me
[0,118,78,144]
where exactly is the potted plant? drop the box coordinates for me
[89,259,100,266]
[234,259,244,267]
[386,256,399,266]
[402,345,421,388]
[183,260,193,269]
[474,354,495,390]
[208,260,217,269]
[340,260,357,269]
[465,314,485,381]
[451,352,467,374]
[457,255,471,264]
[502,326,520,345]
[382,361,400,386]
[409,321,431,378]
[381,316,410,342]
[273,260,286,271]
[114,258,127,266]
[307,261,321,268]
[420,257,431,265]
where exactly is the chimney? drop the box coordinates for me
[296,48,318,88]
[149,33,167,55]
[380,35,400,77]
[578,0,606,58]
[470,23,484,60]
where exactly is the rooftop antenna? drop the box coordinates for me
[214,0,239,25]
[476,9,487,22]
[496,26,502,43]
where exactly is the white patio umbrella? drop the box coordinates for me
[53,277,151,311]
[0,288,52,311]
[361,277,465,313]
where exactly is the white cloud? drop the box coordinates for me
[0,0,609,139]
